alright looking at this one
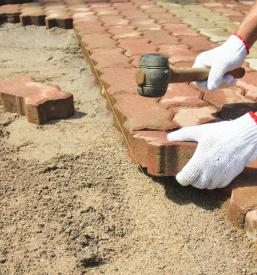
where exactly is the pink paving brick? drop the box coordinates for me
[131,19,162,31]
[74,22,106,35]
[99,15,129,26]
[120,10,149,20]
[0,4,20,23]
[148,12,182,24]
[128,130,196,176]
[163,23,199,36]
[142,30,181,46]
[100,67,137,95]
[118,38,157,57]
[158,44,195,64]
[178,35,216,53]
[160,84,207,108]
[0,75,74,124]
[227,185,257,228]
[81,33,117,51]
[112,93,176,131]
[92,7,119,16]
[107,26,141,40]
[237,80,257,102]
[172,106,219,128]
[90,48,131,70]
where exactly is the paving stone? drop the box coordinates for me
[92,7,119,16]
[149,12,182,24]
[0,75,74,124]
[20,6,45,26]
[90,48,131,70]
[107,26,141,40]
[100,67,137,95]
[178,35,215,52]
[163,23,199,36]
[0,4,20,23]
[198,28,229,42]
[100,15,129,26]
[89,3,111,8]
[203,87,248,107]
[112,93,176,131]
[131,19,162,31]
[160,84,207,108]
[214,7,243,17]
[229,15,245,22]
[228,186,257,228]
[142,30,180,45]
[237,80,257,102]
[245,209,257,241]
[182,17,216,29]
[81,33,117,50]
[72,14,98,22]
[45,12,73,29]
[118,38,157,57]
[128,130,196,176]
[158,44,195,64]
[74,21,106,35]
[172,105,218,127]
[113,2,136,10]
[121,10,149,20]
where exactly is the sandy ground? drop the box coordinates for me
[0,23,257,275]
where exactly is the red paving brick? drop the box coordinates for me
[228,184,257,228]
[0,75,74,124]
[112,93,176,131]
[160,84,207,108]
[118,38,157,57]
[90,48,131,70]
[100,67,137,95]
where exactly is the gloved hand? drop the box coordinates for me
[167,113,257,189]
[193,34,248,91]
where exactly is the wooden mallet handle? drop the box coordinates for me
[169,66,245,83]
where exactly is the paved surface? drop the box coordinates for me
[0,0,257,243]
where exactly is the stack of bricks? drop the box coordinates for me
[0,0,257,239]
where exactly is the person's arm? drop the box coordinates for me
[193,1,257,91]
[238,0,257,48]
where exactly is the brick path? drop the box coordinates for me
[1,0,257,236]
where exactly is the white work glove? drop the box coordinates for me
[193,35,248,90]
[167,113,257,189]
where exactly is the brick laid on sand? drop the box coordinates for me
[0,75,74,124]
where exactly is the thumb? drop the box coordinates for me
[167,124,210,142]
[176,156,201,187]
[207,63,228,90]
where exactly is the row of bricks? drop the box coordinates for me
[74,0,257,234]
[74,0,257,173]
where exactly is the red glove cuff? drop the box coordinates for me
[249,112,257,124]
[232,32,250,54]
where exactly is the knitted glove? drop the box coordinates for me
[193,34,248,91]
[167,113,257,189]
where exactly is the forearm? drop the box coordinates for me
[237,0,257,48]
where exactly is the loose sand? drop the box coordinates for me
[0,23,256,274]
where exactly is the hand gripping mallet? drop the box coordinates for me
[136,53,246,97]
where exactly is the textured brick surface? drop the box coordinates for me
[245,210,257,241]
[0,75,74,124]
[228,185,257,228]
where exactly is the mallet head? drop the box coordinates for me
[136,53,170,98]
